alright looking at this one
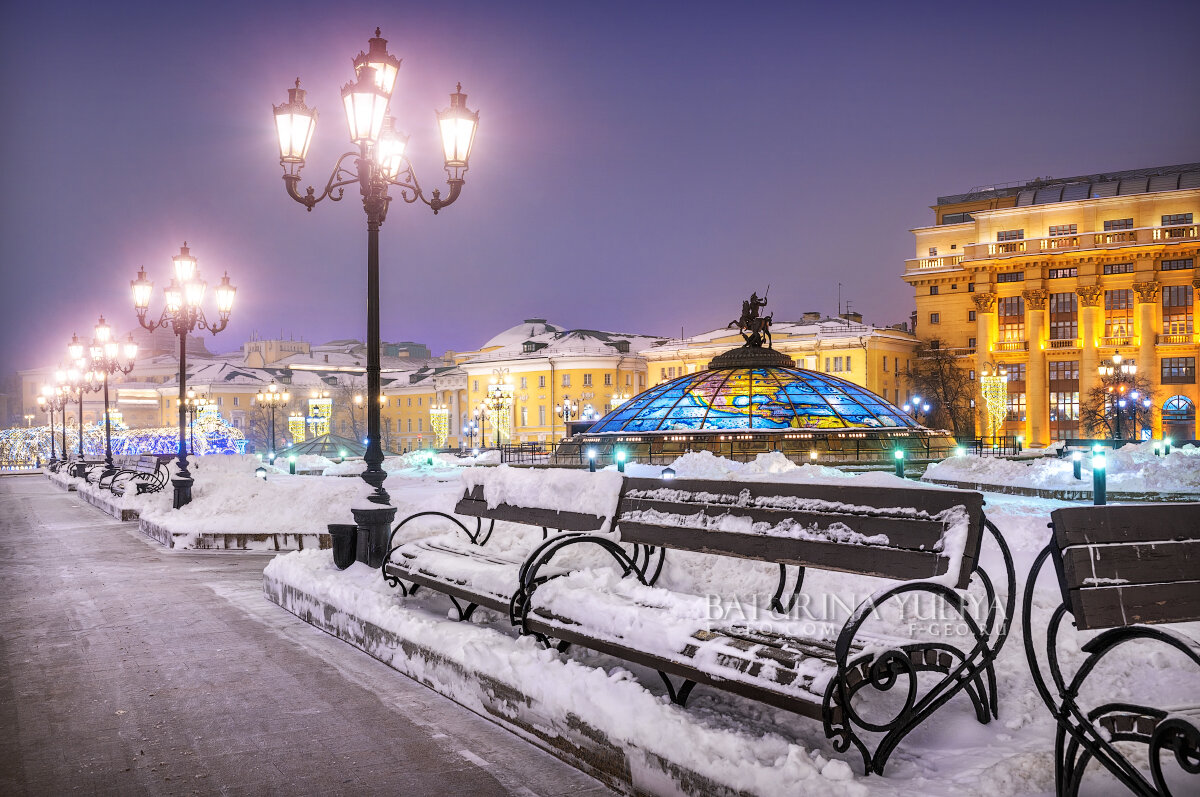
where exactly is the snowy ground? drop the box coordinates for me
[925,441,1200,494]
[261,452,1198,797]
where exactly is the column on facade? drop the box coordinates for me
[1134,280,1161,438]
[1023,288,1049,446]
[972,291,997,437]
[1076,285,1102,402]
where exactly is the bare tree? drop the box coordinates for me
[1079,373,1155,439]
[331,376,366,441]
[907,340,976,438]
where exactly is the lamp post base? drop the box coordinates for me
[172,477,194,509]
[352,505,397,568]
[73,463,89,479]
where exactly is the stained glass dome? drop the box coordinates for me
[588,366,920,433]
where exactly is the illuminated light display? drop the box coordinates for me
[979,368,1009,443]
[587,367,920,433]
[429,404,449,448]
[308,396,332,437]
[288,412,307,444]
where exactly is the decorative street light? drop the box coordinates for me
[462,418,479,450]
[902,394,933,425]
[184,389,211,456]
[1099,352,1138,440]
[132,243,236,507]
[556,395,579,437]
[474,405,489,448]
[273,28,479,565]
[83,316,138,477]
[482,370,514,448]
[609,392,632,410]
[580,403,601,423]
[37,383,64,465]
[255,383,290,462]
[65,364,101,475]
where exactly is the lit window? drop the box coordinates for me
[1048,224,1077,237]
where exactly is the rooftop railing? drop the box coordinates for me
[961,223,1199,261]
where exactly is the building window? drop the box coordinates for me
[1104,289,1134,338]
[1006,392,1027,422]
[407,419,412,432]
[1103,262,1134,275]
[583,373,592,386]
[538,406,546,426]
[603,373,612,386]
[942,212,973,224]
[968,369,975,380]
[996,272,1024,283]
[1163,285,1194,335]
[929,247,938,256]
[883,357,888,372]
[1162,357,1196,384]
[519,376,527,389]
[833,356,843,372]
[473,380,478,392]
[661,368,667,380]
[997,229,1024,242]
[824,358,831,373]
[968,283,975,292]
[1162,213,1193,227]
[1049,356,1080,440]
[930,285,939,295]
[1162,258,1194,271]
[521,406,527,426]
[217,397,223,406]
[417,397,422,406]
[1049,292,1078,341]
[407,397,412,407]
[845,356,852,371]
[969,310,976,322]
[998,296,1025,342]
[1104,218,1134,231]
[968,337,976,348]
[894,357,900,374]
[1048,224,1077,237]
[929,312,940,324]
[538,375,546,388]
[233,397,239,406]
[1006,363,1027,423]
[625,374,632,386]
[562,374,570,387]
[1048,267,1078,279]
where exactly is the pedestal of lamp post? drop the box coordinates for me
[73,463,89,479]
[172,477,194,509]
[352,505,396,568]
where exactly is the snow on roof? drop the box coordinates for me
[479,319,564,351]
[467,324,667,364]
[646,317,914,353]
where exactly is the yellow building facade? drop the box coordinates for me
[903,163,1200,445]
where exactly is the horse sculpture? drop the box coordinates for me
[728,291,773,348]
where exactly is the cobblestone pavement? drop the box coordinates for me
[0,475,614,797]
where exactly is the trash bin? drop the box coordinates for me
[328,524,358,570]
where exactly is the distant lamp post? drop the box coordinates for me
[462,419,479,450]
[580,403,601,422]
[255,383,290,462]
[483,370,514,447]
[1098,352,1138,440]
[184,389,211,456]
[37,386,61,464]
[608,392,631,411]
[273,28,479,567]
[902,394,933,425]
[132,243,236,507]
[85,316,138,477]
[556,396,579,437]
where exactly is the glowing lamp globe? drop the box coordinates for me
[377,116,410,181]
[341,68,389,147]
[214,273,236,318]
[104,340,119,360]
[68,333,84,362]
[352,29,402,98]
[273,79,318,167]
[164,280,183,313]
[123,335,138,361]
[131,267,154,314]
[172,243,197,282]
[437,84,478,177]
[184,277,206,309]
[94,316,112,343]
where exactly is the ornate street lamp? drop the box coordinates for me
[902,394,933,425]
[1099,352,1139,440]
[273,28,479,566]
[580,403,601,423]
[255,383,290,462]
[462,418,479,450]
[37,384,62,465]
[132,242,236,507]
[483,370,514,448]
[83,316,138,477]
[66,366,102,475]
[556,395,579,437]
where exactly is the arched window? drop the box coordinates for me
[1163,395,1196,441]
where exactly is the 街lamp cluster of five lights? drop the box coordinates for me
[272,28,478,182]
[131,243,236,323]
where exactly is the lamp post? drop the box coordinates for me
[272,29,479,567]
[1098,352,1138,440]
[132,243,236,508]
[580,403,601,423]
[83,316,138,477]
[462,419,479,450]
[255,383,290,462]
[901,394,933,425]
[483,370,514,448]
[184,389,210,456]
[37,386,61,465]
[556,396,579,438]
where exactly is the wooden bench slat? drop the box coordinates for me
[1070,580,1200,630]
[453,497,606,532]
[619,521,953,584]
[1062,540,1200,589]
[1052,504,1200,547]
[620,497,948,552]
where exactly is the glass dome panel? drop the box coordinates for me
[587,366,920,434]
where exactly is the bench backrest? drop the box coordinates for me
[1049,503,1200,630]
[616,478,985,588]
[455,484,608,532]
[136,455,159,473]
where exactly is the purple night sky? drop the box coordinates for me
[1,0,1198,380]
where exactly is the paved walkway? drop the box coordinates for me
[0,476,614,797]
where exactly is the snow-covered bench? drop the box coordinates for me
[107,455,170,496]
[515,477,1015,776]
[1024,503,1200,796]
[381,468,622,622]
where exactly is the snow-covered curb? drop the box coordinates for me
[139,518,329,552]
[76,481,142,521]
[47,469,80,491]
[264,550,867,797]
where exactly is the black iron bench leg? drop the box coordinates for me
[657,672,696,706]
[447,596,478,623]
[771,564,805,614]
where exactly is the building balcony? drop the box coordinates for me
[1100,336,1134,348]
[1157,333,1197,345]
[961,223,1200,261]
[1046,338,1081,350]
[903,254,964,272]
[994,340,1029,352]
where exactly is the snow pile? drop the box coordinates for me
[926,442,1200,493]
[461,464,625,526]
[266,551,868,796]
[321,450,498,476]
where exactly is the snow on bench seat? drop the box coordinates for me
[522,567,908,720]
